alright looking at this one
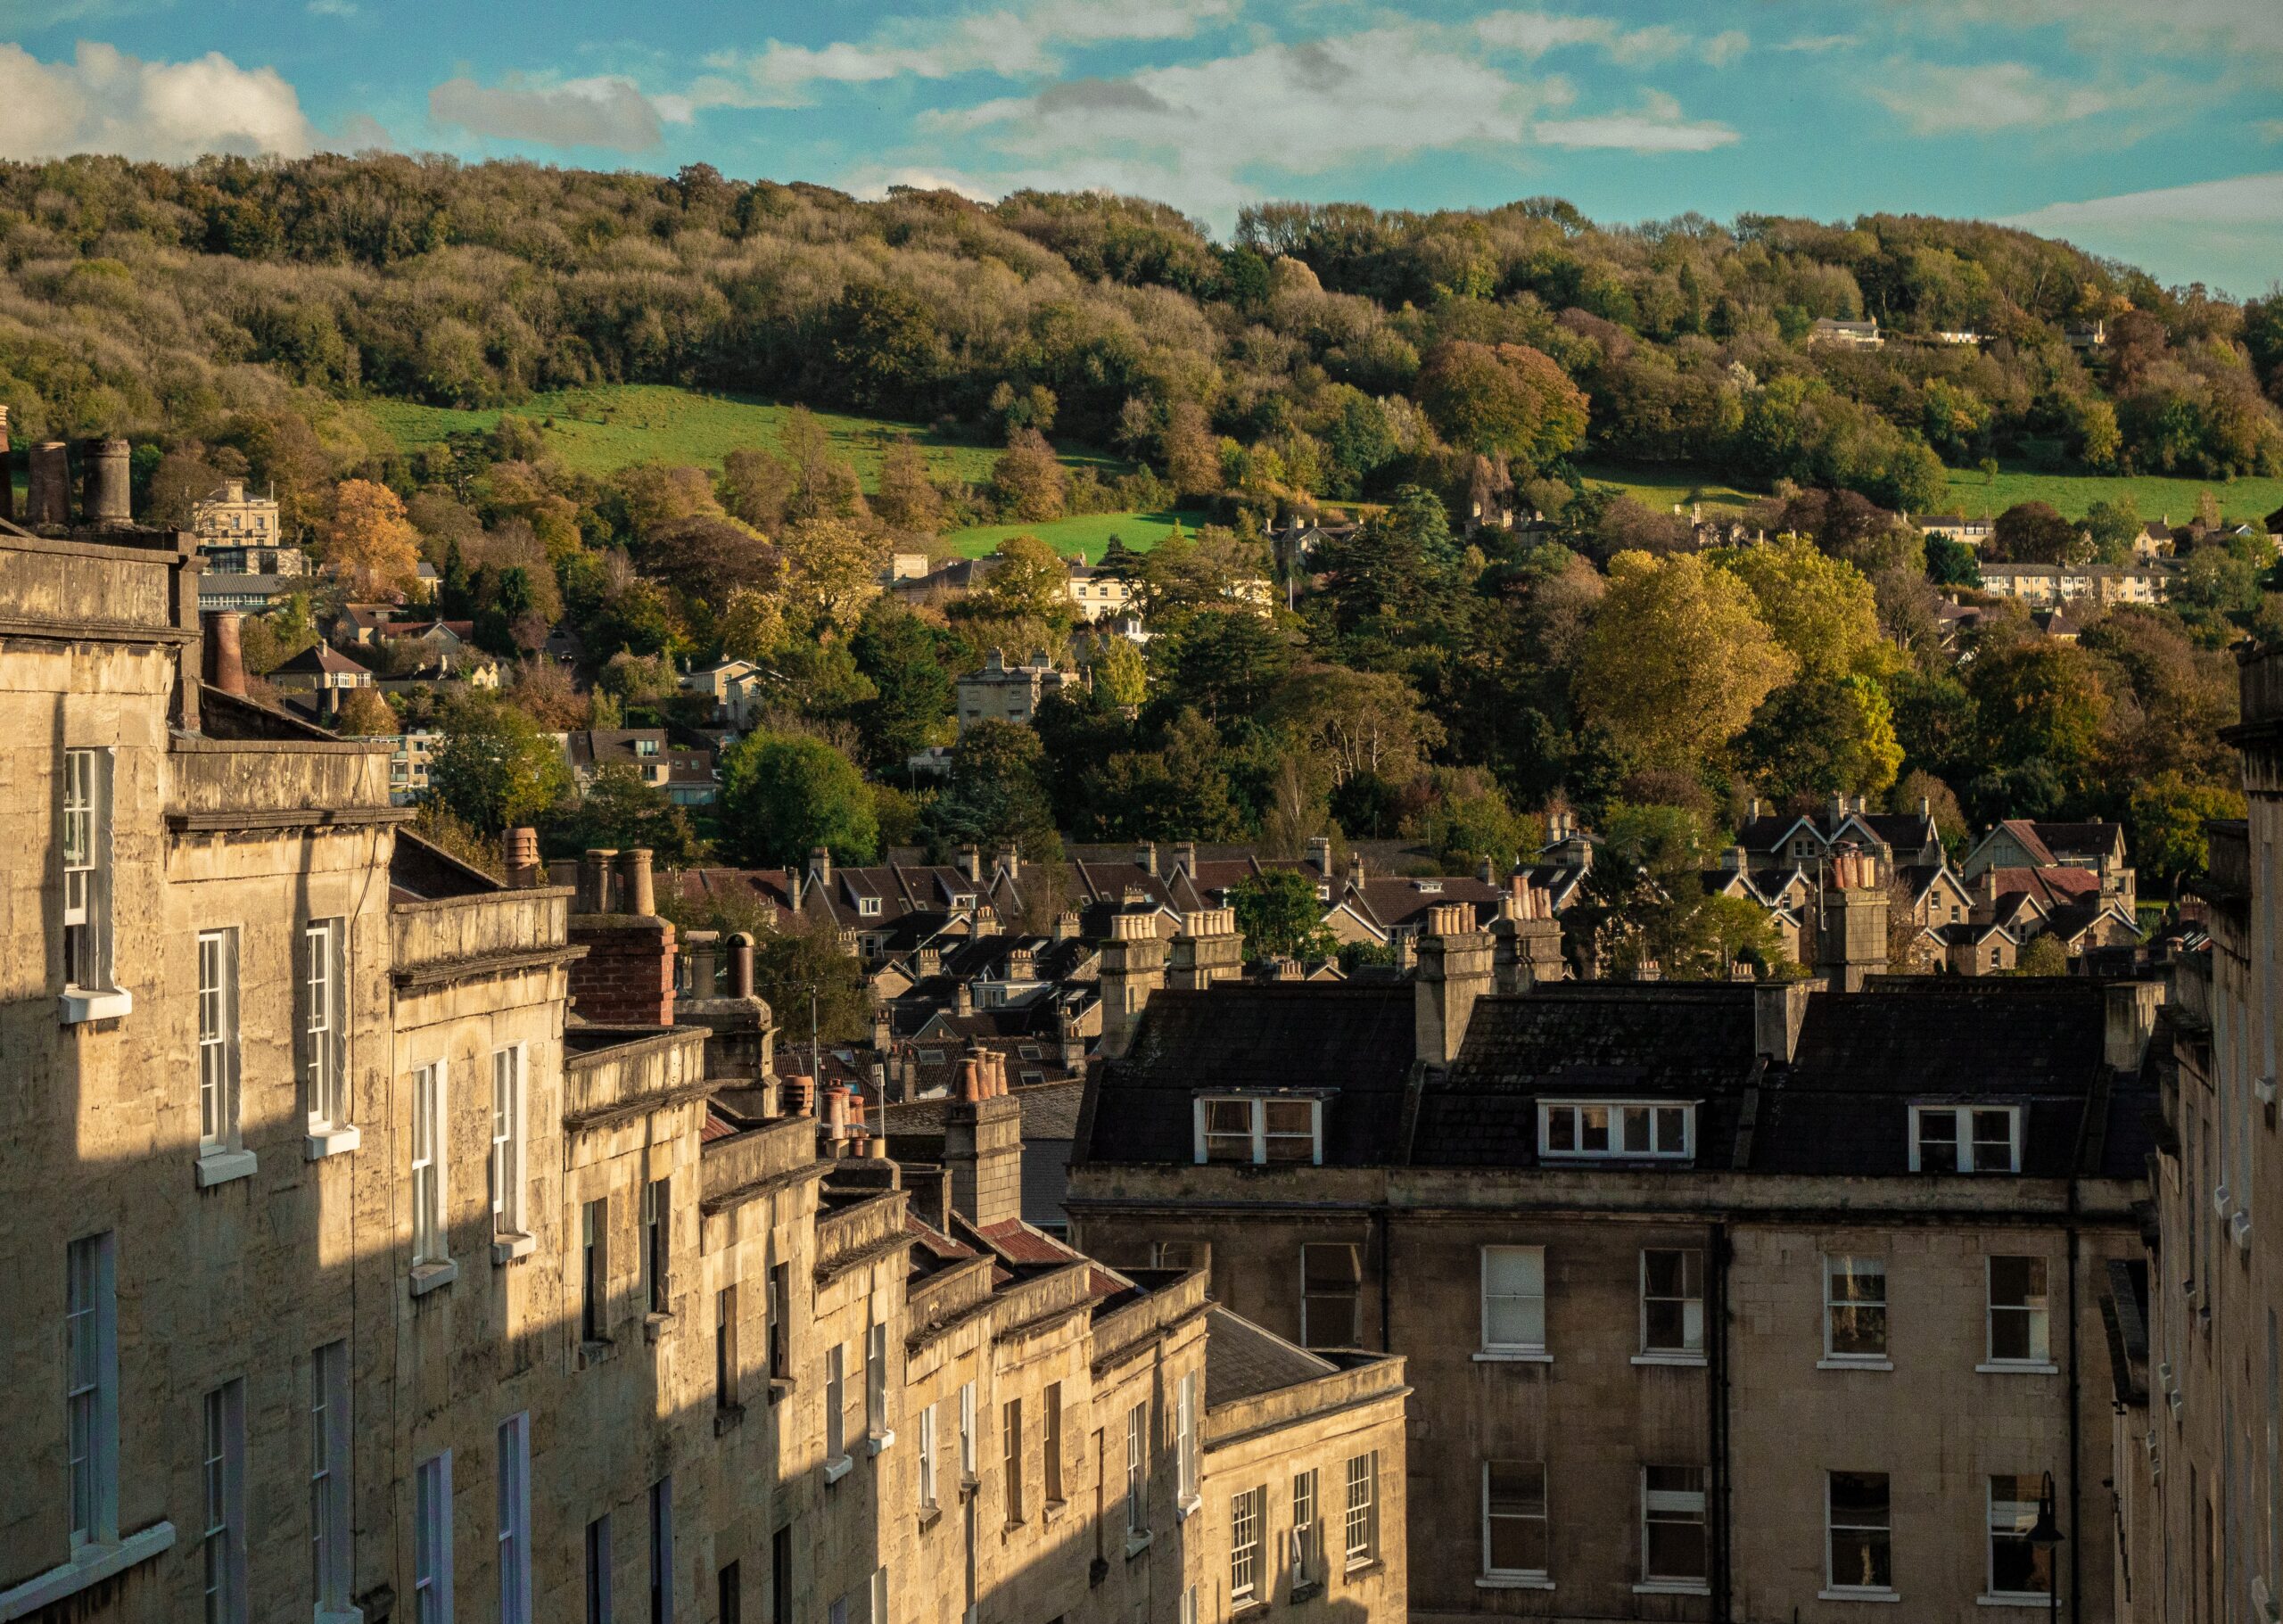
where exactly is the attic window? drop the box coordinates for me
[1018,1045,1042,1060]
[1020,1071,1045,1086]
[1538,1101,1694,1161]
[1194,1096,1323,1166]
[1413,880,1442,894]
[918,1049,944,1066]
[858,896,883,918]
[951,894,977,911]
[1909,1105,2021,1174]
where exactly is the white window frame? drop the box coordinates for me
[412,1060,447,1267]
[868,1566,886,1624]
[1537,1101,1695,1161]
[867,1321,892,1446]
[1638,1249,1705,1359]
[1908,1104,2022,1173]
[581,1199,608,1344]
[919,1404,938,1511]
[498,1414,532,1624]
[60,747,118,1001]
[66,1232,118,1551]
[1001,1396,1025,1525]
[715,1284,739,1413]
[1822,1256,1890,1364]
[1641,1466,1709,1590]
[310,1340,353,1613]
[490,1046,527,1241]
[1191,1095,1323,1166]
[1481,1460,1548,1583]
[643,1179,670,1314]
[826,1346,849,1465]
[1984,1475,2053,1602]
[202,1379,248,1624]
[1479,1245,1548,1357]
[1230,1486,1264,1603]
[197,929,243,1162]
[1343,1452,1379,1568]
[414,1450,454,1624]
[1175,1372,1199,1508]
[959,1381,977,1479]
[1125,1400,1148,1536]
[1984,1256,2054,1370]
[1300,1242,1363,1349]
[1290,1468,1319,1589]
[1825,1471,1894,1598]
[303,919,351,1139]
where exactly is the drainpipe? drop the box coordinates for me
[2067,1175,2082,1624]
[1710,1218,1734,1624]
[1375,1203,1392,1354]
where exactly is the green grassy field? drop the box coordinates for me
[1578,458,2283,526]
[364,383,1127,489]
[942,509,1212,563]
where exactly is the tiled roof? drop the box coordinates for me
[1203,1307,1338,1405]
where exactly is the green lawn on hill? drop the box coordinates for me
[363,383,1127,489]
[942,509,1213,563]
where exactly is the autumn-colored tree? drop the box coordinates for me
[872,435,945,534]
[781,516,886,633]
[1159,401,1222,499]
[992,427,1067,522]
[1575,551,1794,770]
[1416,341,1589,469]
[1990,501,2084,565]
[321,479,420,597]
[960,535,1076,633]
[330,685,396,738]
[1718,535,1885,678]
[644,513,782,606]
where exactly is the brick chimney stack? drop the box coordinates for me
[200,610,248,697]
[1813,845,1890,993]
[26,441,70,527]
[567,845,677,1026]
[1415,901,1493,1068]
[1098,907,1168,1059]
[1490,877,1566,992]
[1167,907,1245,990]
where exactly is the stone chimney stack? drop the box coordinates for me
[1137,841,1158,877]
[1490,878,1566,992]
[810,845,832,890]
[1415,902,1494,1068]
[995,843,1019,881]
[83,438,130,526]
[945,1068,1024,1228]
[567,846,678,1025]
[1098,907,1169,1059]
[1813,846,1890,993]
[1308,836,1333,874]
[200,609,248,697]
[1167,907,1245,990]
[1171,841,1197,879]
[27,441,70,527]
[729,932,755,999]
[958,845,982,885]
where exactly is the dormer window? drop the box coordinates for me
[1909,1106,2021,1173]
[950,894,977,911]
[1538,1101,1694,1161]
[858,896,882,918]
[1194,1095,1323,1166]
[1413,880,1442,894]
[635,738,660,757]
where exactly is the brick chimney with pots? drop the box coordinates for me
[567,846,678,1026]
[1415,901,1494,1068]
[945,1055,1024,1227]
[1097,907,1168,1059]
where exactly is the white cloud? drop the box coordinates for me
[1895,0,2283,65]
[1776,33,1858,53]
[698,0,1240,109]
[2260,118,2283,143]
[2002,172,2283,296]
[1472,12,1748,66]
[429,74,678,153]
[306,0,357,15]
[1870,60,2170,136]
[0,41,317,161]
[1533,89,1739,151]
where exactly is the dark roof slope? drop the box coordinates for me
[1415,985,1765,1167]
[1084,984,1416,1165]
[1203,1307,1339,1405]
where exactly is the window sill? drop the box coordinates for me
[767,1376,795,1405]
[578,1338,615,1370]
[1125,1529,1154,1559]
[823,1454,854,1485]
[492,1232,536,1265]
[2236,1211,2255,1250]
[867,1430,896,1457]
[195,1149,258,1189]
[1636,1581,1711,1596]
[317,1609,367,1624]
[1817,1356,1894,1372]
[1476,1574,1552,1590]
[409,1259,457,1298]
[643,1311,672,1344]
[1175,1494,1202,1523]
[1043,1499,1069,1524]
[714,1405,745,1438]
[918,1505,943,1533]
[1472,1349,1553,1364]
[58,986,133,1025]
[304,1125,361,1161]
[1819,1588,1902,1603]
[0,1521,176,1617]
[2258,1076,2278,1106]
[1978,1595,2056,1609]
[1630,1352,1707,1367]
[1975,1361,2059,1376]
[1290,1579,1323,1603]
[1344,1559,1383,1579]
[1231,1599,1270,1623]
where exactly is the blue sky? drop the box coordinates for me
[2,0,2279,294]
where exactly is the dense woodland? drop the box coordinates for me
[4,155,2276,977]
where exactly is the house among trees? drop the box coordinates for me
[1807,316,1884,349]
[187,479,297,575]
[957,648,1071,731]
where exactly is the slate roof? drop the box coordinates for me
[1203,1307,1339,1406]
[1086,985,1417,1166]
[882,1080,1084,1142]
[269,642,371,677]
[1416,985,1764,1168]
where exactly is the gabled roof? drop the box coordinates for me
[1204,1307,1339,1404]
[268,642,371,676]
